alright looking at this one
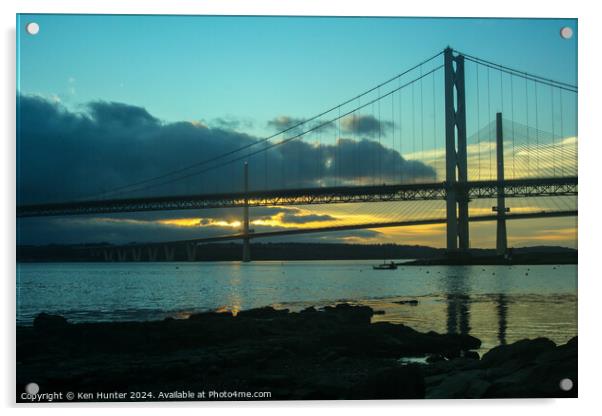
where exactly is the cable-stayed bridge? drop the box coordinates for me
[17,48,578,261]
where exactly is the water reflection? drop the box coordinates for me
[215,264,242,316]
[492,267,510,346]
[443,268,471,336]
[446,293,471,335]
[496,294,508,345]
[443,269,510,346]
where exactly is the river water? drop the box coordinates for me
[16,260,577,353]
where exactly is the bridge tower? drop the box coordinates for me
[494,113,509,255]
[444,47,469,252]
[242,162,251,262]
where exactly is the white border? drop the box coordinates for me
[3,1,601,415]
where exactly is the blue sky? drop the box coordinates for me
[17,15,577,133]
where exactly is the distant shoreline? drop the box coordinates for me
[401,251,577,266]
[16,242,577,264]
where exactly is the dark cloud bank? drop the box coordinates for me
[17,95,434,244]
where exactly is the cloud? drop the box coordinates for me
[87,100,159,127]
[17,95,261,204]
[210,116,253,131]
[16,95,438,244]
[17,95,436,205]
[279,212,335,224]
[341,114,394,137]
[267,115,307,132]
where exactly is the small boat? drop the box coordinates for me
[373,261,397,270]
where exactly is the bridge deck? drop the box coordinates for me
[79,209,577,249]
[17,176,577,217]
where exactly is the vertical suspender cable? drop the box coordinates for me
[551,84,556,176]
[391,91,395,184]
[412,82,416,182]
[432,70,437,181]
[420,65,425,182]
[476,63,481,180]
[487,66,492,180]
[356,97,360,184]
[510,74,516,179]
[525,76,530,177]
[337,105,341,186]
[559,89,565,176]
[399,77,403,184]
[378,87,382,184]
[535,82,540,176]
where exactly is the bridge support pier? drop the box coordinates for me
[131,247,142,261]
[163,245,175,261]
[444,47,469,253]
[186,243,197,261]
[242,237,250,263]
[242,162,251,262]
[147,246,158,261]
[102,248,114,262]
[494,113,509,256]
[117,249,127,262]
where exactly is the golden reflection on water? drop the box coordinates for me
[215,270,243,316]
[364,293,577,353]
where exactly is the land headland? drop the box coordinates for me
[17,304,577,401]
[16,242,576,264]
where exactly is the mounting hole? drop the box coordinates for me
[25,382,39,395]
[26,22,40,35]
[559,378,573,391]
[560,26,573,40]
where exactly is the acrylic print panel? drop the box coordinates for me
[16,14,578,402]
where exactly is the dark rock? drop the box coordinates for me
[323,303,373,324]
[373,310,386,315]
[535,337,577,365]
[353,366,425,399]
[252,373,291,388]
[482,337,577,398]
[188,310,232,320]
[21,304,576,401]
[441,349,461,360]
[480,338,556,368]
[425,338,577,399]
[463,350,480,360]
[33,313,68,331]
[426,354,446,363]
[427,369,491,399]
[237,306,289,318]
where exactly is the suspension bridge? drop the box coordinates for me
[17,47,578,261]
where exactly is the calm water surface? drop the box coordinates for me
[16,260,577,353]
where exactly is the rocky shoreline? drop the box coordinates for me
[16,304,577,401]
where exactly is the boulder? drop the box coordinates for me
[33,313,68,331]
[427,370,491,399]
[323,303,373,324]
[353,365,425,399]
[236,306,289,319]
[480,338,556,368]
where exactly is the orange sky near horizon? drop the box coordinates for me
[140,209,577,249]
